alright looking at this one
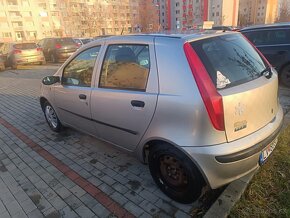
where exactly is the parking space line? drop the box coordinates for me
[0,117,135,218]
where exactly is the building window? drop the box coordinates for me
[7,0,17,5]
[176,2,179,7]
[212,13,214,17]
[3,32,12,37]
[176,10,180,14]
[216,12,219,16]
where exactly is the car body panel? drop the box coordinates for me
[40,33,283,189]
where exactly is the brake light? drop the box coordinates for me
[13,49,22,54]
[76,43,81,47]
[184,42,225,131]
[36,47,42,51]
[55,44,62,49]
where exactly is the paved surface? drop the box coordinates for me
[0,65,195,218]
[1,65,289,218]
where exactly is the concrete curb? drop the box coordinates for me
[204,111,290,218]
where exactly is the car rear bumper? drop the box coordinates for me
[15,55,45,64]
[182,104,284,189]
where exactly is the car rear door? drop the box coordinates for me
[90,37,158,150]
[54,45,102,135]
[189,33,279,142]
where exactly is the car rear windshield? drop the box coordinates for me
[55,38,75,45]
[13,43,37,50]
[190,34,267,89]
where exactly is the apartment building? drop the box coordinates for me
[238,0,278,26]
[0,0,159,42]
[157,0,208,31]
[208,0,239,26]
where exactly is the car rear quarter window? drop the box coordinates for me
[243,29,290,46]
[99,44,150,91]
[13,43,37,50]
[190,34,267,89]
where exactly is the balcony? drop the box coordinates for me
[10,16,22,21]
[7,5,19,11]
[13,26,23,31]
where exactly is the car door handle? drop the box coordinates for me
[131,100,145,108]
[79,94,87,100]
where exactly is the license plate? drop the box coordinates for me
[259,137,278,165]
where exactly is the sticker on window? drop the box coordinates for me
[217,71,231,89]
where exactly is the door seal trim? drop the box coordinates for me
[58,107,138,135]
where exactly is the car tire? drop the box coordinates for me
[50,53,58,63]
[148,143,204,203]
[280,64,290,88]
[39,61,46,65]
[43,101,62,132]
[11,63,18,70]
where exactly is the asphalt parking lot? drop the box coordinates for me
[0,64,289,218]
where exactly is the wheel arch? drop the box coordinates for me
[40,97,48,111]
[141,138,209,186]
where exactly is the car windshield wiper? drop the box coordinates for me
[260,66,272,79]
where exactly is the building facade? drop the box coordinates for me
[0,0,159,42]
[157,0,208,31]
[238,0,278,26]
[208,0,239,26]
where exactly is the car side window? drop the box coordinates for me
[268,29,290,45]
[62,46,100,87]
[245,29,290,46]
[99,44,150,91]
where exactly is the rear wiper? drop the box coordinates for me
[260,66,272,79]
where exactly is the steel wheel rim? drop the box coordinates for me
[45,105,58,128]
[159,155,188,190]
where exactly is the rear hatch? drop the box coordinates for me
[55,38,79,53]
[188,33,278,142]
[13,43,43,57]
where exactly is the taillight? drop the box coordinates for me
[55,44,62,49]
[36,47,42,51]
[13,49,22,54]
[184,42,225,131]
[76,43,81,47]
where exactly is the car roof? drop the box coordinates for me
[94,31,238,42]
[241,22,290,31]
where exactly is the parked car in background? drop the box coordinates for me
[38,37,79,63]
[73,38,92,47]
[241,23,290,87]
[40,33,283,203]
[0,42,45,69]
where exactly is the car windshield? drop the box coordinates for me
[13,43,37,50]
[190,34,267,89]
[55,38,75,45]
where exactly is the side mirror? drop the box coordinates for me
[42,76,60,85]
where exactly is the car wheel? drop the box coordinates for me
[148,143,204,203]
[50,53,58,63]
[11,63,18,70]
[280,64,290,88]
[39,61,46,65]
[43,101,62,132]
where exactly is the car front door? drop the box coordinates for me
[91,38,158,150]
[54,46,101,135]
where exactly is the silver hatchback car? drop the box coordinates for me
[40,32,283,203]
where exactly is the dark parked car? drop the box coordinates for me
[38,37,79,63]
[0,42,45,69]
[241,23,290,87]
